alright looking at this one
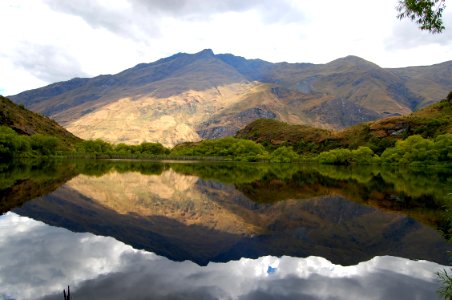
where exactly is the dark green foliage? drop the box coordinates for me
[138,142,170,155]
[367,136,396,155]
[75,139,170,158]
[437,269,452,299]
[397,0,446,33]
[0,125,64,159]
[76,139,113,154]
[170,137,268,161]
[30,134,59,156]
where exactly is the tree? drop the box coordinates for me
[397,0,446,33]
[269,146,299,163]
[351,146,376,164]
[30,134,59,156]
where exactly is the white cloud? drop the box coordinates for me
[0,0,451,95]
[0,212,446,300]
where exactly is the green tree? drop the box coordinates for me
[434,134,452,162]
[397,0,446,33]
[77,139,113,154]
[380,134,451,166]
[30,134,59,156]
[138,142,169,155]
[351,146,376,164]
[0,126,31,159]
[170,137,268,161]
[269,146,299,163]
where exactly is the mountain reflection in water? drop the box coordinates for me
[0,212,445,300]
[1,160,451,299]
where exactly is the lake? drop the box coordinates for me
[0,160,451,299]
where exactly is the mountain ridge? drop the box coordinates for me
[9,49,452,147]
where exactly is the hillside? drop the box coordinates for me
[236,96,452,154]
[0,95,81,147]
[10,50,452,147]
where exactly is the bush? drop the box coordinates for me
[318,148,352,165]
[170,137,268,161]
[351,146,375,164]
[77,139,113,154]
[30,134,59,156]
[269,146,299,163]
[381,134,451,166]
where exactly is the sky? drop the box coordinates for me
[1,0,452,95]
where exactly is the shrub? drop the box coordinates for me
[269,146,299,163]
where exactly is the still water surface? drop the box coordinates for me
[0,160,451,299]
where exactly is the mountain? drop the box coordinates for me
[9,50,452,147]
[0,95,81,146]
[236,97,452,154]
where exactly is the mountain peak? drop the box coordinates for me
[327,55,380,69]
[194,49,215,57]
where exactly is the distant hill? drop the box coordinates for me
[9,49,452,147]
[236,96,452,154]
[0,95,81,147]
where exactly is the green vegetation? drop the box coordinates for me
[314,134,451,167]
[1,93,451,167]
[75,139,170,157]
[318,147,379,165]
[231,95,452,166]
[381,134,451,167]
[237,97,452,155]
[397,0,446,33]
[170,137,268,161]
[0,126,64,159]
[0,126,172,161]
[269,146,299,163]
[0,95,80,147]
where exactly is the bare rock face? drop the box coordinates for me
[197,107,277,139]
[9,50,452,146]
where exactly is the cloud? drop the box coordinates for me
[43,0,302,41]
[386,11,452,50]
[0,212,446,300]
[8,43,88,83]
[46,0,301,22]
[2,0,452,95]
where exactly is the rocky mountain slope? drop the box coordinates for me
[10,50,452,146]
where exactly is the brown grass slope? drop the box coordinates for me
[0,95,81,146]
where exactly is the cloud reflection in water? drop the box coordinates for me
[0,212,445,300]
